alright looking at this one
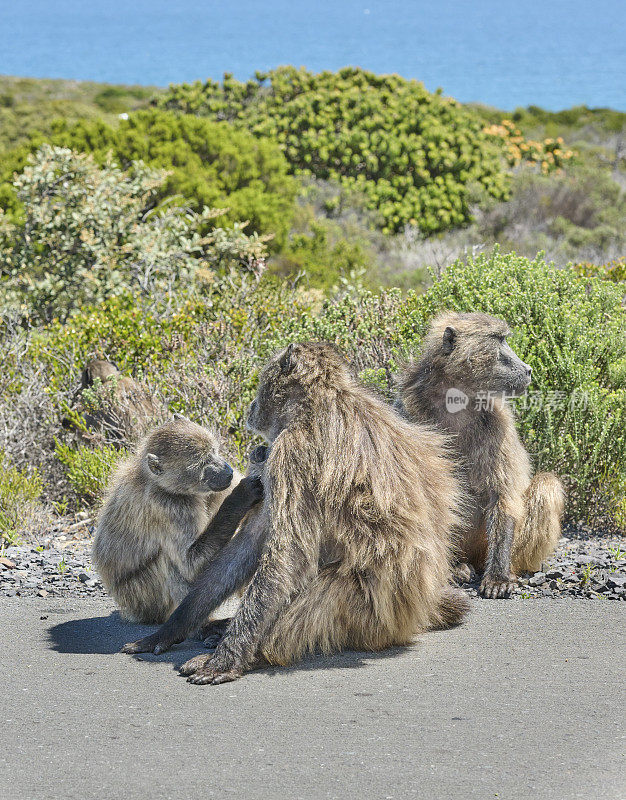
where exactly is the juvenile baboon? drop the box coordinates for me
[93,418,262,624]
[63,358,160,447]
[123,342,469,685]
[396,312,565,598]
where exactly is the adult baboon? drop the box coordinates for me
[63,358,159,447]
[123,342,468,685]
[93,418,262,624]
[396,312,565,598]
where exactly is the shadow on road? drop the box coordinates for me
[46,611,409,677]
[47,612,154,654]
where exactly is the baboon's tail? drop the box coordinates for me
[433,585,471,629]
[512,472,565,574]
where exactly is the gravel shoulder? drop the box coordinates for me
[2,525,624,601]
[1,597,624,800]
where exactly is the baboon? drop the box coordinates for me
[396,312,565,598]
[123,342,469,685]
[63,358,160,447]
[93,418,263,624]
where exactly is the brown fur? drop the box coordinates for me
[396,312,565,597]
[175,342,469,685]
[65,359,160,447]
[93,418,243,623]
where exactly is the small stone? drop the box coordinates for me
[576,555,595,565]
[529,572,546,586]
[607,574,626,589]
[546,569,563,579]
[0,557,16,569]
[78,571,91,583]
[37,589,48,597]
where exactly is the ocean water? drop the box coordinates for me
[1,0,625,111]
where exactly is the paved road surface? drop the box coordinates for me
[1,598,624,800]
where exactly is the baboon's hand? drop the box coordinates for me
[246,476,264,505]
[180,652,243,685]
[121,630,179,655]
[479,574,517,599]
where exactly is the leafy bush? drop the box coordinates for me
[483,119,575,173]
[1,110,296,246]
[157,66,510,234]
[0,145,269,322]
[573,258,626,283]
[0,452,43,544]
[54,440,122,502]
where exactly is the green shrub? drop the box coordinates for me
[54,440,122,502]
[157,66,510,235]
[1,110,296,246]
[0,145,269,322]
[0,452,43,544]
[573,258,626,283]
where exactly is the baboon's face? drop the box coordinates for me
[246,361,289,440]
[247,342,349,439]
[440,315,531,397]
[144,420,233,495]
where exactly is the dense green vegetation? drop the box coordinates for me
[0,71,623,541]
[157,66,512,234]
[0,110,296,246]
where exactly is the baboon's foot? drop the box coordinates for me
[121,630,180,655]
[453,562,476,583]
[179,653,212,676]
[181,651,244,685]
[187,659,243,686]
[199,618,230,650]
[479,573,517,599]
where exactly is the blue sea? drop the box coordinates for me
[1,0,625,110]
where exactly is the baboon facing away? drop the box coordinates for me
[63,359,160,447]
[396,312,565,598]
[123,342,469,684]
[93,418,262,624]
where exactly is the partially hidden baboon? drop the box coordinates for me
[93,418,263,624]
[63,358,160,447]
[123,342,469,685]
[396,312,565,598]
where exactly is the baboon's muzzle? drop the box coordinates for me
[203,463,234,492]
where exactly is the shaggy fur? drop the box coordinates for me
[396,312,565,597]
[93,418,261,624]
[168,341,469,685]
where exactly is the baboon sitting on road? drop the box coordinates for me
[123,342,469,685]
[93,419,262,624]
[396,312,565,598]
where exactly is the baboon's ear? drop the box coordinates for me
[279,343,296,374]
[442,326,457,354]
[146,453,163,475]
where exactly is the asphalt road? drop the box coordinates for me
[1,598,624,800]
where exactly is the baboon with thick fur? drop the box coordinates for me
[123,342,469,685]
[396,312,565,598]
[93,419,262,624]
[63,358,160,447]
